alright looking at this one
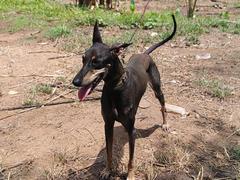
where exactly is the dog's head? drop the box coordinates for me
[72,21,131,101]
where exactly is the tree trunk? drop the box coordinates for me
[100,0,105,6]
[187,0,198,18]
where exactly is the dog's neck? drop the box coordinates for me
[104,55,124,87]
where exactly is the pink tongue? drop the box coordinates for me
[78,84,92,101]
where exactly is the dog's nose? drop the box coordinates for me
[72,78,81,87]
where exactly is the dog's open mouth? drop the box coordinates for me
[78,75,103,101]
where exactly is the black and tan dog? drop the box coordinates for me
[72,15,176,179]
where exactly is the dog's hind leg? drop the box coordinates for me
[147,61,168,131]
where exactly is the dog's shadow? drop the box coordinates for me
[67,124,160,179]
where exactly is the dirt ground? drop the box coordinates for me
[0,0,240,180]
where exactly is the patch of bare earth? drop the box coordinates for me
[0,1,240,180]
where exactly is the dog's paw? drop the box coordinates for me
[127,170,135,180]
[162,123,170,132]
[100,168,111,180]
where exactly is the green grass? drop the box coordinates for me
[230,146,240,161]
[55,76,67,84]
[45,25,71,40]
[234,3,240,9]
[23,83,52,106]
[31,84,53,95]
[197,77,232,99]
[1,0,240,32]
[0,0,240,49]
[23,97,40,107]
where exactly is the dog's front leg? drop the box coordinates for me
[101,122,114,179]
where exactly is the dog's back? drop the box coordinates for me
[127,53,152,72]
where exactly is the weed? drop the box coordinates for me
[31,84,53,95]
[230,146,240,161]
[7,16,31,33]
[53,151,68,165]
[234,3,240,8]
[61,32,91,53]
[22,84,53,106]
[137,161,155,180]
[185,34,199,45]
[23,97,40,107]
[5,15,46,33]
[23,84,52,106]
[154,150,172,165]
[143,19,158,29]
[55,76,67,84]
[197,77,232,99]
[45,25,71,40]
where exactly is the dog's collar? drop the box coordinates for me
[114,71,128,90]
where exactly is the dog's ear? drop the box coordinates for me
[92,21,103,44]
[110,43,132,54]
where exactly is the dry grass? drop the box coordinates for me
[150,133,239,179]
[40,148,71,179]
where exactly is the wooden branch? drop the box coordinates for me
[53,37,60,47]
[28,50,58,54]
[30,30,41,36]
[41,90,74,107]
[48,55,72,60]
[8,79,35,89]
[226,129,240,140]
[0,100,76,111]
[0,92,100,121]
[49,83,102,92]
[192,109,208,120]
[144,98,189,117]
[0,108,36,121]
[192,0,198,12]
[165,103,189,118]
[0,74,63,78]
[50,84,78,89]
[1,160,33,173]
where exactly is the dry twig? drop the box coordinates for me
[0,89,100,121]
[48,55,73,60]
[0,74,63,78]
[1,160,33,173]
[28,50,58,54]
[0,100,76,111]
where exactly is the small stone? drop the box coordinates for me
[170,80,177,84]
[8,90,18,95]
[195,113,200,119]
[195,53,211,60]
[150,32,158,37]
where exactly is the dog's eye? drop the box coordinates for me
[91,60,100,67]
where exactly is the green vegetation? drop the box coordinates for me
[0,0,239,49]
[1,0,240,34]
[45,25,71,40]
[7,16,32,33]
[197,77,232,99]
[230,146,240,161]
[234,3,240,8]
[23,97,40,106]
[55,76,67,84]
[22,83,52,106]
[31,84,53,95]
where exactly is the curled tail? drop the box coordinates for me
[144,14,177,55]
